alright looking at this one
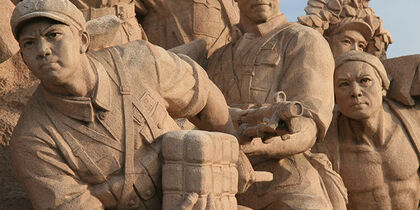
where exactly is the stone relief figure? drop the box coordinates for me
[12,0,147,49]
[299,0,420,118]
[71,0,147,47]
[8,0,271,209]
[207,0,345,209]
[298,0,392,60]
[315,51,420,210]
[136,0,239,56]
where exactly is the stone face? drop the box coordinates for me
[7,1,240,209]
[162,130,239,210]
[317,51,420,209]
[298,0,392,60]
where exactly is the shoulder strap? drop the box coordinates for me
[106,47,136,209]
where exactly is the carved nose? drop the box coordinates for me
[36,39,52,58]
[350,85,362,98]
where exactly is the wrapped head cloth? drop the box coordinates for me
[11,0,86,39]
[335,50,390,90]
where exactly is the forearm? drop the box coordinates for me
[190,82,237,137]
[242,117,318,158]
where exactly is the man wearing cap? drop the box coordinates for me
[315,51,420,209]
[8,0,249,209]
[298,0,393,60]
[206,0,336,209]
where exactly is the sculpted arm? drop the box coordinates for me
[242,29,335,158]
[10,131,104,210]
[148,44,236,136]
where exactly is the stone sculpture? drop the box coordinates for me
[70,0,147,48]
[315,51,420,209]
[8,0,270,209]
[207,0,345,209]
[162,130,239,209]
[137,0,239,56]
[298,0,392,60]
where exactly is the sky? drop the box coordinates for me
[281,0,420,58]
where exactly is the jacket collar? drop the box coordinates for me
[233,13,288,42]
[43,58,111,123]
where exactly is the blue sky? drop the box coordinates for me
[281,0,420,58]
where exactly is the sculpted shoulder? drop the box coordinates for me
[282,23,330,48]
[11,88,55,146]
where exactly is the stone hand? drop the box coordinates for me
[241,117,317,158]
[237,150,273,193]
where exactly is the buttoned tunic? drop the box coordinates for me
[207,14,335,209]
[10,40,210,210]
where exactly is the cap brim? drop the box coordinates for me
[338,21,374,41]
[13,11,72,38]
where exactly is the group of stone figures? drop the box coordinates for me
[2,0,419,209]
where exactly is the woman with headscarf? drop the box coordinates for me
[315,50,420,210]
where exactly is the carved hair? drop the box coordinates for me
[298,0,393,59]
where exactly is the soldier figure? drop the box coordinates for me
[298,0,393,60]
[207,0,338,209]
[8,0,256,209]
[72,0,146,46]
[137,0,239,56]
[316,51,420,209]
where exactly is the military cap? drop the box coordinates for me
[335,50,390,90]
[11,0,86,39]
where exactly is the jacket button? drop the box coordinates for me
[128,199,136,207]
[157,122,162,129]
[98,112,107,120]
[145,189,153,197]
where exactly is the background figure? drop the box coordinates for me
[315,51,420,210]
[137,0,239,56]
[12,0,146,48]
[298,0,392,60]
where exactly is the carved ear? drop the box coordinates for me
[80,31,90,53]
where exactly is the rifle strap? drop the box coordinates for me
[107,47,136,209]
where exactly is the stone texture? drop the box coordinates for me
[162,130,239,210]
[0,0,19,63]
[138,0,239,56]
[0,53,38,209]
[316,51,420,209]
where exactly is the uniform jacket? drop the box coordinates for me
[206,14,335,209]
[10,40,210,210]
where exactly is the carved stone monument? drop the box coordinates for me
[8,0,257,209]
[315,51,420,209]
[207,0,345,209]
[137,0,239,56]
[298,0,392,59]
